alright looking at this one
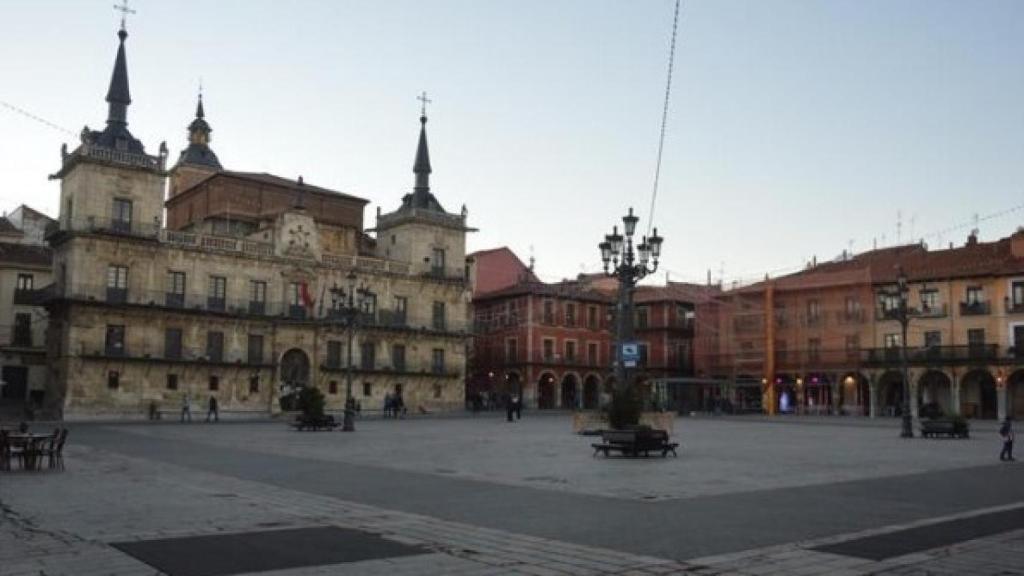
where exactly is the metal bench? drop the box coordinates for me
[592,428,678,457]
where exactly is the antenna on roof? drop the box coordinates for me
[896,210,902,245]
[528,245,535,272]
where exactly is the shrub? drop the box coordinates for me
[605,387,641,430]
[296,386,326,419]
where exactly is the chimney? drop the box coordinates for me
[1012,229,1024,258]
[966,229,978,247]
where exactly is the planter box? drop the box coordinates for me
[572,411,674,434]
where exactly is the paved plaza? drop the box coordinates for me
[1,414,1022,575]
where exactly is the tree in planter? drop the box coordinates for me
[296,386,326,419]
[605,387,641,430]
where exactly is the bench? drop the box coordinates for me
[920,419,969,439]
[592,429,678,457]
[290,415,340,431]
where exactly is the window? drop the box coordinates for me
[966,287,983,305]
[433,383,443,399]
[393,296,408,324]
[15,274,33,291]
[565,303,576,327]
[249,375,260,394]
[249,280,267,314]
[287,282,305,319]
[505,338,518,362]
[329,381,339,395]
[844,296,861,319]
[105,325,125,356]
[638,343,649,366]
[112,198,132,232]
[166,271,186,307]
[565,340,577,362]
[884,333,901,348]
[587,306,598,329]
[880,293,900,315]
[432,247,446,275]
[432,348,445,374]
[166,374,178,390]
[248,334,264,364]
[432,301,446,330]
[107,265,128,303]
[543,338,555,361]
[206,331,224,362]
[362,381,372,396]
[164,328,183,359]
[635,307,649,329]
[208,276,227,311]
[924,331,942,348]
[844,334,860,356]
[327,340,342,369]
[807,299,821,323]
[208,375,219,391]
[587,342,598,365]
[808,338,821,362]
[107,370,120,390]
[1012,281,1024,307]
[920,290,938,313]
[543,300,555,324]
[360,341,375,370]
[968,329,986,346]
[13,313,31,347]
[392,344,406,371]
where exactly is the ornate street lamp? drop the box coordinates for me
[598,207,664,397]
[894,267,914,438]
[329,270,375,432]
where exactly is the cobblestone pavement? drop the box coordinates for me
[1,416,1021,575]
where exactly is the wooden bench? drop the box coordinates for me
[592,429,678,457]
[920,419,969,439]
[290,415,340,431]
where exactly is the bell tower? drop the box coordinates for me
[170,91,223,198]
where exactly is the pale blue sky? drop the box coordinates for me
[1,1,1022,285]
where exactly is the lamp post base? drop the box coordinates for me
[342,398,356,432]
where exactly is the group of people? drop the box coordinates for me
[178,392,218,423]
[383,391,406,418]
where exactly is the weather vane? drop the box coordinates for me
[417,91,432,117]
[113,0,136,30]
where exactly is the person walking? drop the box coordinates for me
[505,393,514,422]
[999,417,1015,462]
[512,394,522,420]
[206,395,219,423]
[180,392,192,423]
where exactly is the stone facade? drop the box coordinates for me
[41,24,472,420]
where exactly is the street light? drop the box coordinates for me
[892,266,914,438]
[598,207,664,398]
[329,270,375,432]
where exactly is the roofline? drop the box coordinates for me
[166,171,369,207]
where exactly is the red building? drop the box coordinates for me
[468,248,698,409]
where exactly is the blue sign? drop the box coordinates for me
[621,341,640,368]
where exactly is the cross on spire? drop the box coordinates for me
[417,91,432,118]
[113,0,135,31]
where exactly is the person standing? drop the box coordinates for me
[1000,417,1015,462]
[181,392,192,423]
[512,394,522,420]
[206,395,219,423]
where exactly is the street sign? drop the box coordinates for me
[621,341,639,368]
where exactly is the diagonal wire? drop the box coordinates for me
[646,0,681,237]
[1,99,76,136]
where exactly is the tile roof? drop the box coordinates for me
[0,242,52,267]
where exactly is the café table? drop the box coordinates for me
[4,432,52,471]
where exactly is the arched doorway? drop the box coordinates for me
[961,369,998,419]
[560,374,579,409]
[1008,370,1024,418]
[917,370,952,418]
[878,370,905,417]
[775,376,796,414]
[279,348,311,410]
[582,375,600,410]
[804,374,832,414]
[840,373,869,416]
[537,372,556,409]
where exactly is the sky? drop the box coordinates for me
[1,0,1022,287]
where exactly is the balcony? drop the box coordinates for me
[835,309,865,325]
[165,292,185,308]
[106,287,128,304]
[1006,298,1024,314]
[860,344,999,366]
[960,301,991,316]
[207,297,226,312]
[802,314,824,328]
[917,303,948,319]
[249,301,266,315]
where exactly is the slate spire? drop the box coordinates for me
[413,114,432,192]
[105,27,132,127]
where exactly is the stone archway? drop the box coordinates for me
[840,373,869,416]
[1008,370,1024,419]
[582,374,601,410]
[537,372,556,409]
[560,373,580,409]
[279,348,311,410]
[961,369,998,419]
[917,370,952,418]
[878,370,906,417]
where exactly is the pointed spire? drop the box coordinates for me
[178,89,222,170]
[196,91,205,119]
[413,114,432,191]
[105,27,131,127]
